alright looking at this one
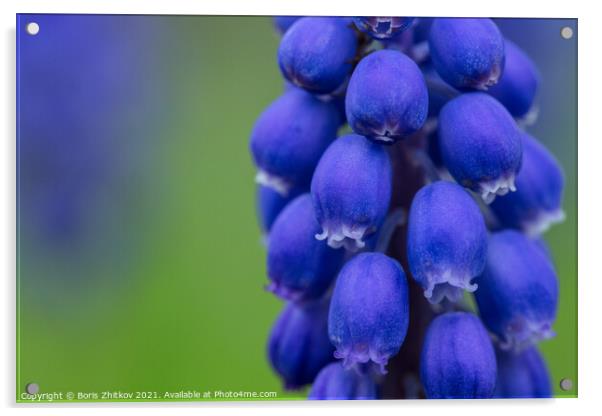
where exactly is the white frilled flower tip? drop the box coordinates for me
[474,63,503,91]
[315,224,371,252]
[255,169,291,196]
[334,345,390,375]
[373,135,395,144]
[371,122,401,144]
[479,174,517,204]
[523,209,566,237]
[517,104,540,128]
[498,319,556,352]
[423,270,478,304]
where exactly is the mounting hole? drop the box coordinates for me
[559,378,573,391]
[560,26,573,40]
[26,22,40,36]
[25,383,39,394]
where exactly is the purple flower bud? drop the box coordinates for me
[421,312,497,399]
[494,346,552,398]
[475,230,559,349]
[250,89,340,194]
[429,18,505,90]
[439,93,522,203]
[328,253,409,373]
[491,132,565,236]
[273,16,302,34]
[309,362,378,400]
[311,134,392,250]
[267,194,344,302]
[352,17,415,39]
[346,50,429,144]
[407,181,488,303]
[268,300,334,389]
[278,17,357,95]
[488,39,540,118]
[256,185,303,234]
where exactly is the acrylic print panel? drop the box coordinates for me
[16,14,577,402]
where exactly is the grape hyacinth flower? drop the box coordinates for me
[311,134,392,250]
[309,362,378,400]
[256,185,302,235]
[345,49,429,143]
[352,17,415,39]
[488,39,540,119]
[251,16,570,401]
[273,16,302,34]
[268,300,335,389]
[475,230,559,349]
[328,253,409,373]
[250,89,340,195]
[438,93,523,203]
[278,17,357,95]
[429,18,505,90]
[420,312,497,399]
[494,346,552,398]
[407,181,488,303]
[267,194,344,302]
[491,132,565,236]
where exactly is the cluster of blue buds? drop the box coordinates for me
[250,16,564,400]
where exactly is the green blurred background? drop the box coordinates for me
[16,16,577,401]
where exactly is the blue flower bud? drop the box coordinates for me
[439,93,522,203]
[352,17,415,39]
[328,253,409,372]
[250,89,340,194]
[256,185,303,234]
[494,346,552,398]
[421,312,497,399]
[309,362,378,400]
[429,18,505,90]
[311,134,392,250]
[474,230,559,349]
[273,16,301,34]
[491,132,565,236]
[346,50,429,143]
[488,40,540,118]
[534,237,553,260]
[278,17,357,95]
[267,194,344,302]
[407,181,488,303]
[268,300,335,389]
